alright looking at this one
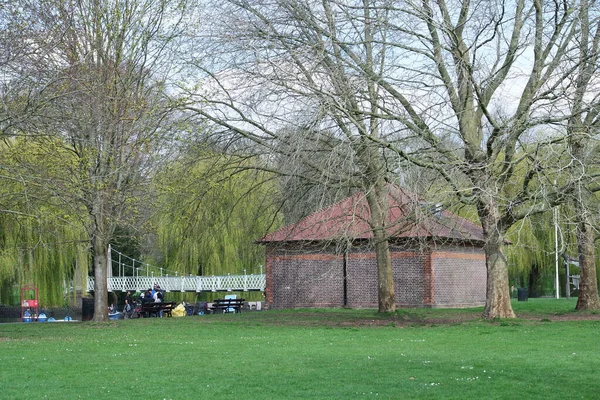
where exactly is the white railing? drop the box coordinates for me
[87,274,266,293]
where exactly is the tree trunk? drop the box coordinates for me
[91,201,110,323]
[478,198,516,319]
[374,231,395,313]
[575,217,600,310]
[483,241,515,319]
[92,233,109,322]
[366,186,396,313]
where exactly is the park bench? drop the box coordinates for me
[210,298,245,314]
[140,301,176,317]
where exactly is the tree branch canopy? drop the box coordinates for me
[182,0,600,318]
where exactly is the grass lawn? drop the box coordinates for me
[1,298,599,399]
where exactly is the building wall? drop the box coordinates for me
[345,252,377,308]
[265,243,486,309]
[393,252,428,307]
[432,248,486,307]
[344,250,427,308]
[266,248,344,309]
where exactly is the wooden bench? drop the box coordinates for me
[210,298,245,314]
[140,301,176,317]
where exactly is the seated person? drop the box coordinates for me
[141,289,154,304]
[153,286,164,303]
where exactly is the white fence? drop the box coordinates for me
[87,274,266,293]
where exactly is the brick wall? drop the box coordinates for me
[344,252,429,308]
[392,252,426,307]
[432,249,486,307]
[346,252,378,308]
[267,248,344,309]
[265,242,487,309]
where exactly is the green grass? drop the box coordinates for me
[1,299,599,399]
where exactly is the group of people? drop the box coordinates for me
[119,284,166,318]
[140,284,165,304]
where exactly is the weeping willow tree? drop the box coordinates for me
[0,137,90,306]
[150,148,281,281]
[505,202,600,299]
[505,213,560,297]
[0,213,90,306]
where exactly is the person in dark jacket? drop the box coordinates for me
[142,289,154,304]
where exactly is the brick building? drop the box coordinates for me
[259,186,487,309]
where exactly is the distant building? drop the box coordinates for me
[259,186,487,309]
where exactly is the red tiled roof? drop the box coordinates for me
[259,186,484,244]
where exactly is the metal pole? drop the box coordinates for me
[107,244,112,278]
[554,206,559,299]
[119,252,124,292]
[566,261,571,300]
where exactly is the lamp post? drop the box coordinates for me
[554,206,560,299]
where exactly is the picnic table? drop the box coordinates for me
[140,301,176,317]
[210,298,245,314]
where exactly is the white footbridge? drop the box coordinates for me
[87,246,265,293]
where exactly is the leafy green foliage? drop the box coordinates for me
[0,137,90,306]
[149,149,281,277]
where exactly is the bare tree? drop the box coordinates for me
[184,0,600,318]
[7,0,187,321]
[0,0,52,136]
[564,0,600,310]
[354,0,600,317]
[184,0,408,312]
[382,0,582,318]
